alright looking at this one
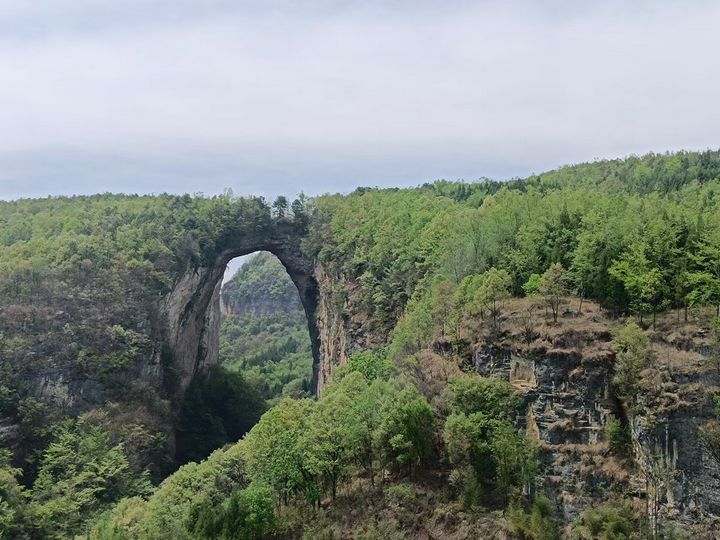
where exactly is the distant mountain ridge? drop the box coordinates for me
[221,251,304,318]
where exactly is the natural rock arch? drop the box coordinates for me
[159,220,321,396]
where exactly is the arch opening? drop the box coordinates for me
[174,250,317,464]
[159,219,321,404]
[219,251,315,402]
[214,242,321,394]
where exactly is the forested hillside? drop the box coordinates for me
[0,194,302,536]
[2,150,720,538]
[308,149,720,342]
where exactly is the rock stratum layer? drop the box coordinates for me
[465,300,720,537]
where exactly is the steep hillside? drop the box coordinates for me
[88,296,720,539]
[2,150,720,537]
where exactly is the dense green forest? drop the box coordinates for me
[2,150,720,538]
[298,150,720,356]
[219,252,313,404]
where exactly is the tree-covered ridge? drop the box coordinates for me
[308,149,720,342]
[524,149,720,194]
[219,252,313,403]
[417,148,720,198]
[1,149,720,538]
[0,193,274,285]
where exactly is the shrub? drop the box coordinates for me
[382,393,435,473]
[444,375,522,421]
[29,420,152,539]
[570,501,648,539]
[507,496,560,540]
[0,448,28,538]
[354,519,405,540]
[191,483,276,540]
[443,375,536,506]
[87,443,247,539]
[385,483,416,508]
[611,324,650,401]
[346,350,393,382]
[605,418,631,455]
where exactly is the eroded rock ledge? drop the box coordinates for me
[461,300,720,536]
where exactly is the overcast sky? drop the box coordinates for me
[0,0,718,201]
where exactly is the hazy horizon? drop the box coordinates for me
[1,145,718,204]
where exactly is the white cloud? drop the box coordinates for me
[0,0,718,199]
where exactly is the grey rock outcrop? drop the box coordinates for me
[471,311,720,537]
[159,219,324,394]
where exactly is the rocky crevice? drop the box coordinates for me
[630,393,720,535]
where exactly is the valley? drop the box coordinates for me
[1,151,720,538]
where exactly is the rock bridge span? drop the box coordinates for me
[160,220,323,395]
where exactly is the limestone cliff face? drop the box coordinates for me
[474,340,621,522]
[630,413,720,535]
[160,264,226,393]
[470,307,720,537]
[313,266,380,389]
[314,267,347,390]
[628,339,720,535]
[161,257,374,396]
